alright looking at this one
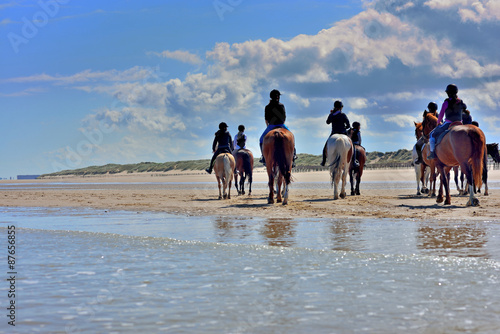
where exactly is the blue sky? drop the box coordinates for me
[1,0,500,177]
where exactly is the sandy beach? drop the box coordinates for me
[2,168,500,221]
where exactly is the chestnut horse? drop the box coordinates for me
[434,124,486,206]
[349,144,366,196]
[233,149,253,195]
[213,153,235,200]
[326,134,353,200]
[262,128,294,205]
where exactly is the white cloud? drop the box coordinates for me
[288,93,310,108]
[383,114,419,127]
[151,50,203,65]
[347,97,370,109]
[424,0,500,22]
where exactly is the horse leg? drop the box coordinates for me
[234,172,240,195]
[441,167,451,205]
[415,164,421,195]
[248,173,252,196]
[217,176,222,200]
[461,163,479,207]
[340,163,348,199]
[240,174,245,195]
[350,169,355,196]
[355,172,361,195]
[276,173,283,203]
[267,170,274,204]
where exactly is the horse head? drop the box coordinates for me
[422,113,438,138]
[414,121,423,140]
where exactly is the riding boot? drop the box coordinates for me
[427,137,436,159]
[206,152,217,174]
[353,147,359,168]
[415,141,423,164]
[320,141,327,166]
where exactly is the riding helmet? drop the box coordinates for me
[238,124,245,131]
[427,102,438,111]
[445,84,458,96]
[270,89,281,99]
[219,122,228,130]
[334,100,343,109]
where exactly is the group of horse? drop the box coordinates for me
[413,114,500,206]
[212,127,366,205]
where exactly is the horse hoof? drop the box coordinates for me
[444,199,451,205]
[340,193,346,199]
[218,196,222,200]
[282,200,288,206]
[242,191,245,195]
[356,191,360,196]
[268,198,274,204]
[351,191,355,196]
[277,198,282,203]
[436,196,443,203]
[227,195,231,199]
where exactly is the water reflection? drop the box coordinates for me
[417,223,489,258]
[260,218,297,247]
[326,219,363,252]
[214,217,251,241]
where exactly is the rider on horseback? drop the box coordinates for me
[349,121,362,168]
[206,122,234,174]
[414,101,438,164]
[427,84,467,160]
[232,124,247,156]
[320,100,351,166]
[259,89,296,166]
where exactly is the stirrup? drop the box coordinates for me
[427,152,436,160]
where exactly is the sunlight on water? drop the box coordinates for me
[1,207,500,333]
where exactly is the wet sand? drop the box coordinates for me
[2,168,500,221]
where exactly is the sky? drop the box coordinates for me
[1,0,500,178]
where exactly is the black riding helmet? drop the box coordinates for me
[238,124,245,132]
[427,102,438,111]
[445,84,458,96]
[270,89,281,99]
[334,100,343,109]
[219,122,228,130]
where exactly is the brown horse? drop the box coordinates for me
[349,145,366,196]
[434,124,486,206]
[233,149,253,195]
[213,153,235,200]
[262,128,294,205]
[460,143,500,196]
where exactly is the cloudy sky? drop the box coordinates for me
[1,0,499,177]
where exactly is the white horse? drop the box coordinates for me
[213,153,235,199]
[412,144,430,195]
[327,134,353,200]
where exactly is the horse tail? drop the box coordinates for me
[223,154,232,184]
[242,152,252,177]
[274,131,291,185]
[329,154,341,187]
[469,129,485,189]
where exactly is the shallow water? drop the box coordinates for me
[1,206,500,333]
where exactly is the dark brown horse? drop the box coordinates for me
[233,149,253,195]
[262,128,294,205]
[434,124,486,206]
[349,145,366,196]
[460,142,500,196]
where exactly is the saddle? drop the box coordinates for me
[436,121,463,146]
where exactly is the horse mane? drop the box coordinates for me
[422,113,438,137]
[414,121,422,140]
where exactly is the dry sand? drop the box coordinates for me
[2,168,500,221]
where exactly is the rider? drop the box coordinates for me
[320,100,351,166]
[205,122,234,174]
[232,124,247,156]
[259,89,296,166]
[462,107,472,125]
[427,84,467,160]
[349,121,362,168]
[414,101,438,164]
